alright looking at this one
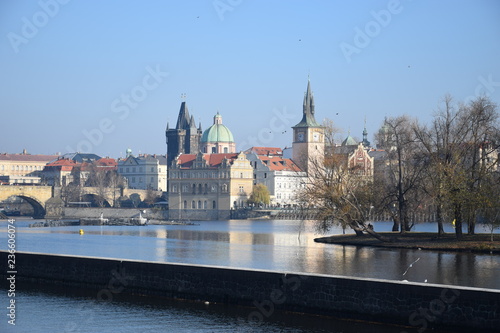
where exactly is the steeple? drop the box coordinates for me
[175,101,191,130]
[295,78,319,127]
[362,116,371,147]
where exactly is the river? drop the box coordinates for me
[0,218,498,332]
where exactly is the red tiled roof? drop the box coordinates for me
[95,158,117,169]
[246,147,283,156]
[0,153,59,162]
[258,156,302,172]
[45,158,78,167]
[176,153,239,168]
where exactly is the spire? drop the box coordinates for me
[362,116,371,147]
[175,101,191,130]
[295,78,319,127]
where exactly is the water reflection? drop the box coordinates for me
[0,219,498,289]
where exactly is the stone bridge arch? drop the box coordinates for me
[0,186,53,219]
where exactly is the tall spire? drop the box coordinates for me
[295,78,319,127]
[175,101,191,130]
[362,116,371,147]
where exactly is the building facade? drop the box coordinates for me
[245,147,306,206]
[0,151,59,184]
[117,154,168,191]
[168,152,253,220]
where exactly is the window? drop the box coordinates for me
[151,167,154,172]
[132,177,136,183]
[198,184,202,194]
[172,185,177,192]
[224,147,228,153]
[139,177,143,183]
[204,201,207,209]
[192,201,196,209]
[240,173,243,178]
[192,184,196,194]
[264,173,267,178]
[239,185,244,193]
[212,201,216,209]
[119,167,123,173]
[183,200,187,209]
[182,185,188,192]
[126,167,129,173]
[198,200,202,209]
[212,147,216,153]
[132,167,136,173]
[222,184,227,192]
[204,184,208,194]
[139,167,143,172]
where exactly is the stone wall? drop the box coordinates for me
[1,252,498,332]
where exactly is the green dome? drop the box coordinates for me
[341,135,357,146]
[201,113,234,143]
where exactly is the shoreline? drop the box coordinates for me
[315,232,500,254]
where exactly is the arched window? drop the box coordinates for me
[224,147,228,153]
[204,184,208,194]
[192,184,196,194]
[183,200,187,209]
[198,200,202,209]
[203,201,207,209]
[192,201,196,209]
[198,184,202,194]
[212,147,216,153]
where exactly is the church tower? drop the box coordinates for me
[292,78,325,173]
[166,101,202,164]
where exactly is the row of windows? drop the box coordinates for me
[0,165,43,171]
[170,171,251,179]
[183,200,217,209]
[128,176,163,184]
[171,183,228,193]
[119,167,161,173]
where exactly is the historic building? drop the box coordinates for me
[0,150,59,184]
[245,147,305,206]
[165,101,203,164]
[292,79,325,174]
[201,112,236,154]
[117,153,168,191]
[167,152,253,220]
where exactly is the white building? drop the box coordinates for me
[245,147,306,206]
[118,152,168,191]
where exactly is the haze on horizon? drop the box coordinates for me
[1,0,499,158]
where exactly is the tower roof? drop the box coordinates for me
[293,79,320,128]
[341,135,358,146]
[175,101,197,130]
[201,113,234,143]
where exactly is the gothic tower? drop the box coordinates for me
[166,101,202,164]
[292,78,325,173]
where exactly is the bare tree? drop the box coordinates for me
[299,152,389,241]
[374,115,425,233]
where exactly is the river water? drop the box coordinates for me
[0,218,498,332]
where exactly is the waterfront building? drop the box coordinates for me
[165,101,203,165]
[0,150,59,184]
[292,79,325,174]
[117,153,168,191]
[168,152,253,220]
[244,147,306,206]
[201,112,236,154]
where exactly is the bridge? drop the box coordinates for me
[0,186,160,219]
[0,186,53,218]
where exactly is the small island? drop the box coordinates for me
[315,232,500,254]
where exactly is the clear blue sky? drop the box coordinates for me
[1,0,499,157]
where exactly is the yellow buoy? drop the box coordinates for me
[79,229,84,235]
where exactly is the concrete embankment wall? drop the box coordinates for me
[61,207,168,220]
[1,252,498,332]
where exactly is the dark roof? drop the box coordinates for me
[0,153,59,162]
[293,79,321,128]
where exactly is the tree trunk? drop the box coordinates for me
[454,204,463,239]
[392,216,399,232]
[436,204,445,236]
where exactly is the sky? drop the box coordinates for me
[1,0,499,158]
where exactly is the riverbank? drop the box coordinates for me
[315,232,500,253]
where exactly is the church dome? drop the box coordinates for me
[201,113,234,143]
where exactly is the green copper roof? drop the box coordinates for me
[201,113,234,143]
[341,135,357,146]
